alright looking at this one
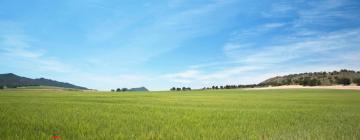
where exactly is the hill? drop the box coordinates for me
[0,73,87,90]
[129,87,149,92]
[260,69,360,86]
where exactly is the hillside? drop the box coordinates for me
[260,69,360,86]
[129,87,149,92]
[0,73,87,90]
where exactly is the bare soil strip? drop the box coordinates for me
[246,85,360,90]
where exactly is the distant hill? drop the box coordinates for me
[129,87,149,92]
[260,69,360,86]
[0,73,87,90]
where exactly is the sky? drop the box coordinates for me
[1,0,360,91]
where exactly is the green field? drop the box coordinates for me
[0,89,359,140]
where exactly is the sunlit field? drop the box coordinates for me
[0,89,359,139]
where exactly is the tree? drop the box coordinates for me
[299,77,311,86]
[116,88,121,92]
[0,86,3,90]
[336,78,351,85]
[121,88,128,92]
[111,89,115,92]
[282,78,292,85]
[170,87,176,91]
[176,88,181,91]
[328,77,334,84]
[308,79,321,86]
[353,78,360,86]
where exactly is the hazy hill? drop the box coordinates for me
[129,87,149,92]
[260,69,360,86]
[0,73,87,90]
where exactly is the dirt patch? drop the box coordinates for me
[246,85,360,90]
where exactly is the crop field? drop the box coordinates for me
[0,89,360,140]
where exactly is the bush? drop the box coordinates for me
[309,79,321,86]
[170,87,176,91]
[353,78,360,86]
[299,77,321,86]
[336,78,351,85]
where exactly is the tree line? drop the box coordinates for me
[266,77,360,86]
[0,84,40,89]
[261,69,360,86]
[170,77,360,91]
[201,84,258,90]
[170,87,192,91]
[111,88,128,92]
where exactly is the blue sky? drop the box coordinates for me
[1,0,360,90]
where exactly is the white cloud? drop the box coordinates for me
[83,0,239,66]
[0,34,72,73]
[223,43,252,52]
[199,66,261,80]
[63,73,151,91]
[1,1,359,91]
[227,28,360,64]
[262,23,286,29]
[165,28,360,88]
[1,35,43,58]
[163,66,261,86]
[164,69,200,83]
[231,22,286,40]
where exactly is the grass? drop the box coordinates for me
[13,86,84,91]
[0,89,359,140]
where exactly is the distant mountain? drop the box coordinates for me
[260,69,360,86]
[129,87,149,92]
[0,73,87,90]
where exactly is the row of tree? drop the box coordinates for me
[296,77,359,86]
[201,84,259,90]
[262,69,360,86]
[297,77,321,86]
[111,88,128,92]
[0,85,40,89]
[170,87,192,91]
[354,78,360,85]
[196,77,360,91]
[260,77,360,87]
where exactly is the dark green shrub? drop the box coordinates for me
[336,78,351,85]
[353,78,360,86]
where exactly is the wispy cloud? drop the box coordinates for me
[64,73,151,90]
[0,23,72,73]
[83,0,239,66]
[164,69,200,84]
[231,22,286,40]
[163,65,264,88]
[166,27,360,88]
[1,35,43,58]
[262,0,360,28]
[294,0,359,27]
[227,27,360,67]
[1,0,359,91]
[261,1,296,18]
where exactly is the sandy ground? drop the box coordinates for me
[246,85,360,90]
